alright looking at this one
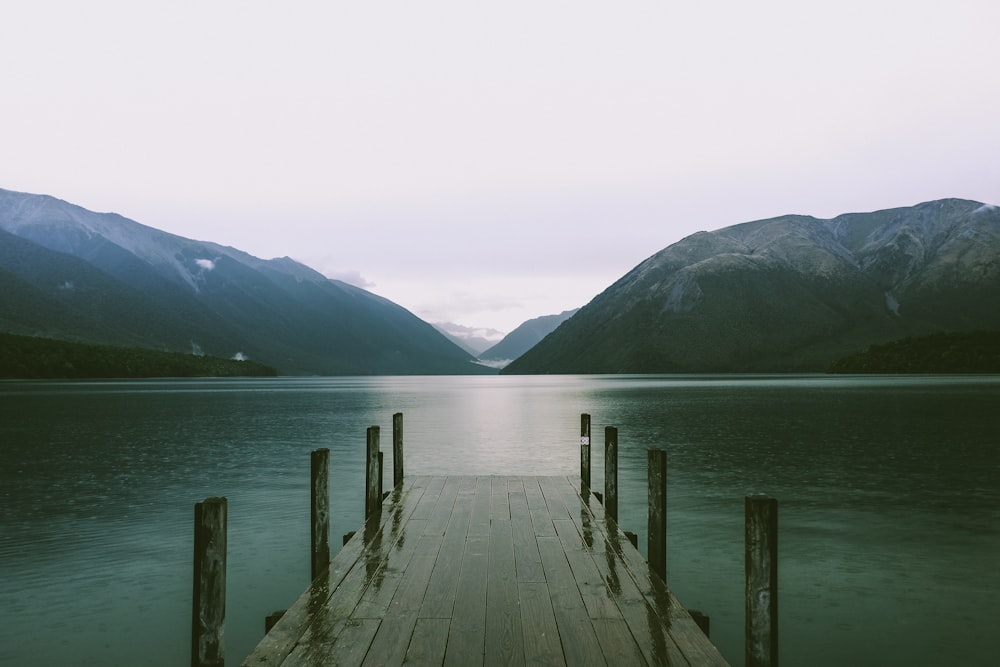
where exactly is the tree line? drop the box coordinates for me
[0,332,279,379]
[828,330,1000,374]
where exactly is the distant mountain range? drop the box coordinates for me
[477,309,579,368]
[504,199,1000,373]
[0,188,493,375]
[431,322,505,356]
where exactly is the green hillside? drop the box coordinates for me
[828,331,1000,373]
[0,332,279,379]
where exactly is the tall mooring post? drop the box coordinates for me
[746,494,779,667]
[192,497,227,667]
[365,426,381,520]
[392,412,404,488]
[647,449,667,582]
[580,413,592,490]
[310,448,330,581]
[604,426,619,522]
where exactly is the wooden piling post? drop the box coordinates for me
[378,451,384,500]
[580,413,591,490]
[647,449,667,582]
[310,448,330,581]
[604,426,619,522]
[365,426,381,520]
[192,497,227,667]
[392,412,404,488]
[746,494,778,667]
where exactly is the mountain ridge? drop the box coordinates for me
[504,199,1000,373]
[0,188,492,375]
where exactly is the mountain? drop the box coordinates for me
[478,309,579,368]
[0,188,492,375]
[432,322,505,356]
[503,199,1000,373]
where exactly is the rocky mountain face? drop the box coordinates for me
[478,309,579,368]
[0,188,489,375]
[504,199,1000,373]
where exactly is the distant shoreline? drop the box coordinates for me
[0,332,278,379]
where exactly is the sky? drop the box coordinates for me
[4,1,999,334]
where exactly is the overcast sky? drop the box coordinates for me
[4,1,999,334]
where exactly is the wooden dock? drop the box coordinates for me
[241,474,730,666]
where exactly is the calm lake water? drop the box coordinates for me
[1,375,998,666]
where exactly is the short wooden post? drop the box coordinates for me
[265,610,286,634]
[378,451,384,499]
[580,413,591,490]
[604,426,619,522]
[746,494,778,667]
[647,449,667,582]
[192,497,227,667]
[392,412,404,488]
[310,448,330,581]
[365,426,381,520]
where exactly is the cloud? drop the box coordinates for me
[195,258,215,271]
[231,352,247,361]
[324,268,375,288]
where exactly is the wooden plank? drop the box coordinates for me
[536,536,607,666]
[284,617,381,667]
[490,475,511,520]
[509,479,546,583]
[518,582,565,665]
[419,478,475,617]
[241,477,431,667]
[404,618,450,665]
[444,534,489,666]
[485,517,524,665]
[556,477,730,666]
[350,518,428,619]
[584,532,688,667]
[469,475,493,537]
[542,476,728,666]
[361,613,417,667]
[424,475,464,535]
[591,618,645,666]
[362,533,443,665]
[552,519,621,620]
[410,475,447,520]
[243,475,730,667]
[540,477,605,553]
[520,477,556,536]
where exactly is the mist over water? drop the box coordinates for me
[1,375,997,666]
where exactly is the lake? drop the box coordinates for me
[1,375,998,666]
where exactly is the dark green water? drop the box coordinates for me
[1,375,997,665]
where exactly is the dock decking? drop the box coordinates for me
[242,475,730,666]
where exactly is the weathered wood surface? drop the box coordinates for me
[242,476,729,666]
[193,497,227,667]
[745,495,778,667]
[310,449,330,581]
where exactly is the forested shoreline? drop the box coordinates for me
[0,332,278,378]
[828,331,1000,373]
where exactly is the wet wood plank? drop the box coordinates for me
[241,475,730,667]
